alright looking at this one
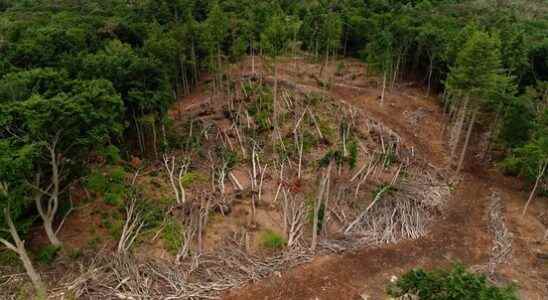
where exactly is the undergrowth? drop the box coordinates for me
[260,230,286,250]
[387,264,518,300]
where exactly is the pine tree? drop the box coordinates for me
[446,31,502,174]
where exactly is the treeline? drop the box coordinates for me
[0,0,546,291]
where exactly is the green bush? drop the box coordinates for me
[85,166,127,207]
[97,145,121,164]
[36,245,61,265]
[387,264,518,300]
[348,139,358,169]
[0,250,20,266]
[260,230,286,250]
[180,171,208,188]
[163,218,183,255]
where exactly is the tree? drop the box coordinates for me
[201,1,229,96]
[0,203,46,299]
[367,29,393,104]
[261,9,293,138]
[504,108,548,216]
[445,31,502,174]
[1,76,124,246]
[318,11,342,80]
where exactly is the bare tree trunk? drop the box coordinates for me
[522,161,547,217]
[450,96,469,160]
[380,71,387,105]
[456,106,478,174]
[391,53,401,89]
[191,40,198,85]
[311,162,333,251]
[251,39,255,74]
[0,208,46,299]
[273,59,279,140]
[35,140,63,247]
[427,55,433,96]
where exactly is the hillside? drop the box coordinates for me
[0,1,547,299]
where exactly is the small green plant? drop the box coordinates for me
[371,183,396,200]
[85,166,127,207]
[163,218,183,255]
[180,171,208,188]
[36,245,61,265]
[348,139,358,169]
[260,230,286,250]
[0,249,20,267]
[215,145,239,170]
[318,149,343,167]
[97,145,121,164]
[387,264,518,300]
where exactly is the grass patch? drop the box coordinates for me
[260,230,286,250]
[180,171,208,188]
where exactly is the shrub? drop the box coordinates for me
[36,245,61,265]
[163,218,183,255]
[180,171,208,188]
[97,145,121,164]
[85,166,127,207]
[387,264,518,300]
[348,139,358,169]
[260,230,286,250]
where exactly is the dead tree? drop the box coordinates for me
[456,106,479,174]
[344,164,402,235]
[449,96,470,161]
[163,155,189,204]
[522,160,548,217]
[311,161,333,251]
[281,189,306,249]
[117,195,144,255]
[0,184,46,298]
[248,144,267,226]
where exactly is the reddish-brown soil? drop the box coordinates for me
[219,57,548,300]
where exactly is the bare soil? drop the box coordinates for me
[220,57,548,300]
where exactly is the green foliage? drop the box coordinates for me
[446,30,502,101]
[85,166,127,207]
[215,145,238,170]
[180,171,208,188]
[259,230,286,250]
[97,145,122,164]
[261,9,293,59]
[36,245,61,265]
[387,264,518,300]
[348,139,359,169]
[0,250,20,267]
[245,83,274,132]
[372,183,396,200]
[163,218,183,255]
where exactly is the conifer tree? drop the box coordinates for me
[446,31,502,174]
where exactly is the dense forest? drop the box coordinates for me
[0,0,547,299]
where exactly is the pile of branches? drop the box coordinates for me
[342,169,450,246]
[58,235,312,299]
[473,190,513,282]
